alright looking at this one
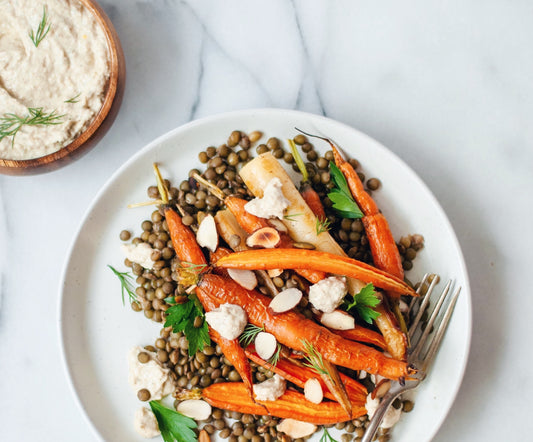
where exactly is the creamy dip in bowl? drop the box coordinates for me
[0,0,124,174]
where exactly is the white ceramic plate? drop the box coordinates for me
[59,108,471,442]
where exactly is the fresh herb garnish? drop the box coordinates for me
[344,283,381,324]
[315,216,331,235]
[64,93,81,103]
[301,339,330,378]
[320,427,339,442]
[149,400,197,442]
[283,212,303,221]
[164,296,210,356]
[29,6,51,47]
[240,324,282,366]
[267,344,282,366]
[327,162,363,219]
[0,107,64,147]
[108,265,137,305]
[239,323,265,347]
[164,296,177,305]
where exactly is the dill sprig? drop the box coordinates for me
[29,6,51,47]
[0,107,64,147]
[283,212,303,221]
[240,324,282,366]
[267,344,282,366]
[108,265,137,305]
[320,427,338,442]
[315,216,331,235]
[65,93,81,104]
[301,339,329,377]
[239,324,265,348]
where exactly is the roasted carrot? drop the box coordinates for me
[329,142,408,358]
[215,248,417,297]
[208,328,254,397]
[165,207,207,267]
[330,144,404,282]
[245,346,367,401]
[200,382,366,424]
[197,274,414,380]
[164,209,254,396]
[330,326,387,350]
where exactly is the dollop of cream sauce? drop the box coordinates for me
[128,346,176,401]
[0,0,110,160]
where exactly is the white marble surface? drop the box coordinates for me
[1,0,532,441]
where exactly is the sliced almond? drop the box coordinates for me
[267,268,283,278]
[176,399,212,421]
[267,218,288,233]
[227,268,258,290]
[269,288,303,313]
[277,418,317,438]
[319,310,355,330]
[196,214,218,252]
[303,377,323,404]
[246,227,280,249]
[254,331,278,360]
[372,379,392,399]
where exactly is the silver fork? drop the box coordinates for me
[361,275,461,442]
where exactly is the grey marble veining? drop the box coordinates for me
[1,0,532,441]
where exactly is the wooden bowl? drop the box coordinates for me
[0,0,125,176]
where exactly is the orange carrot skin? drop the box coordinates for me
[202,382,366,424]
[225,196,268,234]
[208,329,254,396]
[363,213,404,280]
[216,248,416,297]
[198,274,413,380]
[300,182,326,220]
[164,208,207,266]
[245,346,367,401]
[196,282,254,397]
[334,326,387,350]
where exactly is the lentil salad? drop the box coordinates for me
[114,129,425,442]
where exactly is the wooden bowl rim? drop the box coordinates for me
[0,0,123,173]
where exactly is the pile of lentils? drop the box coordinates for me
[119,130,423,442]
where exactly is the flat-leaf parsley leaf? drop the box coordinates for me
[149,400,197,442]
[327,162,363,219]
[164,297,210,356]
[344,283,381,324]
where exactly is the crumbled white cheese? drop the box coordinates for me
[128,346,176,400]
[205,303,247,340]
[244,177,289,219]
[308,276,348,313]
[254,374,287,401]
[121,243,155,269]
[134,407,160,438]
[365,395,402,429]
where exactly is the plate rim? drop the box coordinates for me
[58,107,472,442]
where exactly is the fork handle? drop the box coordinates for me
[361,386,403,442]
